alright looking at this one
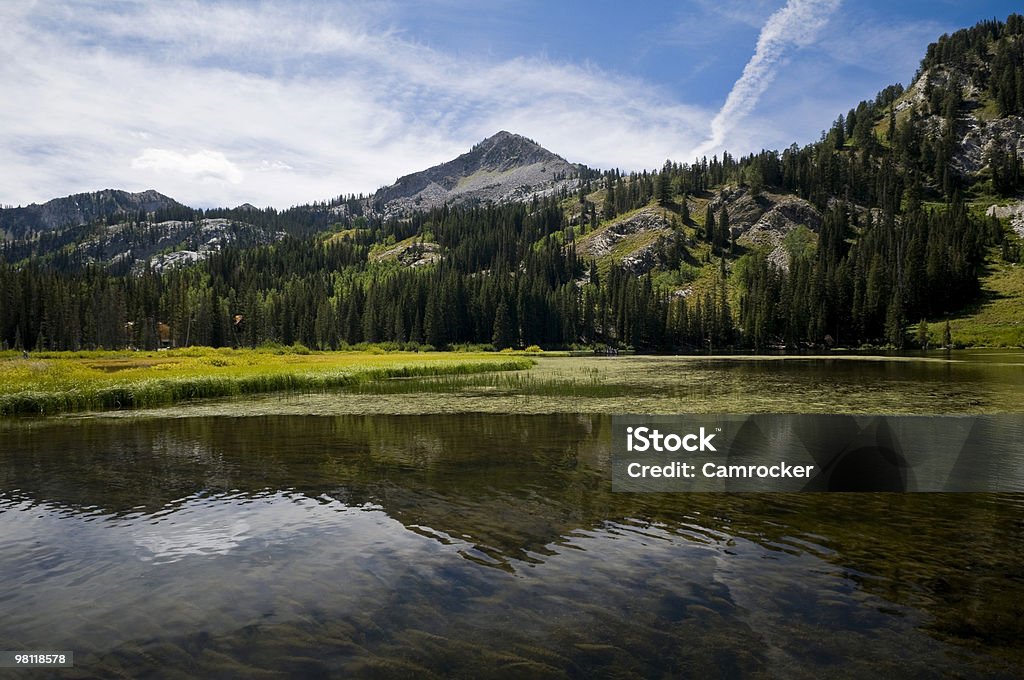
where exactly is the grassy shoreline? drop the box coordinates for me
[0,348,533,416]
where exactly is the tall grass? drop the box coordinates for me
[346,366,626,398]
[0,349,532,416]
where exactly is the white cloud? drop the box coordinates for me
[132,149,244,184]
[258,160,294,172]
[0,1,717,207]
[0,0,947,208]
[693,0,842,158]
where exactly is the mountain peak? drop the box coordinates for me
[475,130,534,147]
[467,131,561,171]
[371,131,579,216]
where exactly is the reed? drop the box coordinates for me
[346,366,624,398]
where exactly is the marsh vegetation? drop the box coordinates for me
[0,347,531,415]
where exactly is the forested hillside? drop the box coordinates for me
[1,15,1022,352]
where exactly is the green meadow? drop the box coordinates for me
[0,347,532,416]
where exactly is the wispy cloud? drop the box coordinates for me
[693,0,842,158]
[0,1,709,207]
[0,0,959,208]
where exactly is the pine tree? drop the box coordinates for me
[656,161,673,206]
[392,306,406,344]
[492,300,515,349]
[885,292,906,348]
[916,318,929,349]
[704,205,716,244]
[424,295,442,347]
[718,205,730,251]
[603,183,616,219]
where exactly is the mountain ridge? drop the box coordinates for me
[0,189,182,240]
[0,133,586,234]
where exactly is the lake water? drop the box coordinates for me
[1,354,1023,678]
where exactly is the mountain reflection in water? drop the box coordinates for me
[1,413,1022,678]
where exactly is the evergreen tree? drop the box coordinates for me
[916,318,929,349]
[885,291,906,348]
[655,161,673,206]
[492,300,515,349]
[603,183,616,219]
[718,205,730,251]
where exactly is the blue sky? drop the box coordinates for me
[0,0,1019,208]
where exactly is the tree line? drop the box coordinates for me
[0,190,997,352]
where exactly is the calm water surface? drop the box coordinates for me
[1,354,1023,678]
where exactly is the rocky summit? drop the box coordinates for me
[370,131,582,217]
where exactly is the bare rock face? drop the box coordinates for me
[743,198,823,242]
[576,208,674,275]
[708,186,771,232]
[896,67,954,114]
[709,188,821,244]
[896,65,1024,178]
[733,191,827,270]
[372,239,442,268]
[987,201,1024,239]
[619,243,662,276]
[371,131,581,218]
[78,218,285,273]
[953,116,1024,175]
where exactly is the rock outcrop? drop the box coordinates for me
[895,65,1024,178]
[371,239,442,268]
[76,218,283,273]
[576,208,675,275]
[987,201,1024,239]
[706,187,823,270]
[953,116,1024,175]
